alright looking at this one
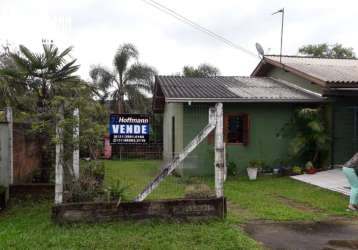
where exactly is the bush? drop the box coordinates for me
[81,160,105,184]
[291,166,302,175]
[227,161,237,176]
[248,160,265,168]
[65,175,104,202]
[105,180,128,202]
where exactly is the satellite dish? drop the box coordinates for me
[255,43,265,58]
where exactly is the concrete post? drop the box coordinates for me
[55,104,64,204]
[214,103,224,198]
[73,108,80,180]
[5,107,13,185]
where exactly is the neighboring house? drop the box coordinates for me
[152,76,323,176]
[252,55,358,166]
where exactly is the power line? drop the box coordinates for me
[140,0,258,58]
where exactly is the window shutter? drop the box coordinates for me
[242,114,250,146]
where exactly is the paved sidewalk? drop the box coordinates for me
[291,169,350,196]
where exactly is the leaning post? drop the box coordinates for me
[214,103,224,197]
[55,104,64,204]
[73,108,80,180]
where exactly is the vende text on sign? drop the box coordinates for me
[109,114,149,144]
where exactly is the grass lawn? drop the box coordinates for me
[0,160,356,249]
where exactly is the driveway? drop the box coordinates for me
[244,218,358,250]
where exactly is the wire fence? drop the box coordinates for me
[105,104,218,201]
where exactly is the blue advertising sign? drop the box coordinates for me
[109,114,149,144]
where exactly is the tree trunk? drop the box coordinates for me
[37,86,51,182]
[117,94,125,114]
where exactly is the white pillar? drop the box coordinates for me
[5,107,13,185]
[73,108,80,180]
[55,104,64,204]
[214,103,224,198]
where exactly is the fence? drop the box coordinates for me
[53,104,226,222]
[111,143,162,160]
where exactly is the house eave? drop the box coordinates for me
[165,97,326,103]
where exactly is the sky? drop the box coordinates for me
[1,0,357,80]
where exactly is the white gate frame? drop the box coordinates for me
[134,103,225,202]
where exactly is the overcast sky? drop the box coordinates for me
[1,0,357,80]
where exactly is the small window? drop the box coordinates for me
[227,115,244,143]
[208,113,249,145]
[225,113,249,145]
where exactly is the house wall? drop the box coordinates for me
[265,66,348,166]
[181,103,300,176]
[162,103,184,169]
[331,97,358,165]
[267,67,323,94]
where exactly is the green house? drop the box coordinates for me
[252,55,358,166]
[153,75,323,176]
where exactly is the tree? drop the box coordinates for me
[0,44,82,181]
[183,63,220,77]
[90,43,157,114]
[298,43,356,58]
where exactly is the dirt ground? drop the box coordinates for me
[244,218,358,250]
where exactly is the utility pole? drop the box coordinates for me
[272,8,285,63]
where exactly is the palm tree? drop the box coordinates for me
[1,44,80,113]
[90,43,156,113]
[0,44,80,181]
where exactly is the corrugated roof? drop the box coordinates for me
[265,55,358,85]
[156,75,323,102]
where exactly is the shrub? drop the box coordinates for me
[65,175,104,202]
[81,160,105,184]
[291,166,302,175]
[278,108,329,167]
[248,160,265,168]
[105,180,128,203]
[227,161,237,176]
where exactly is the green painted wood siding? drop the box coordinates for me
[181,103,298,176]
[162,103,184,172]
[332,98,358,165]
[268,67,323,94]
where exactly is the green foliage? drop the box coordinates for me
[298,43,356,58]
[248,160,265,168]
[66,174,103,202]
[227,161,238,176]
[0,185,6,194]
[81,160,105,182]
[0,199,260,250]
[279,108,330,167]
[105,180,129,202]
[183,63,220,77]
[1,160,358,249]
[291,165,302,175]
[90,43,157,114]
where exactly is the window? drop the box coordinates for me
[208,113,249,145]
[227,115,244,143]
